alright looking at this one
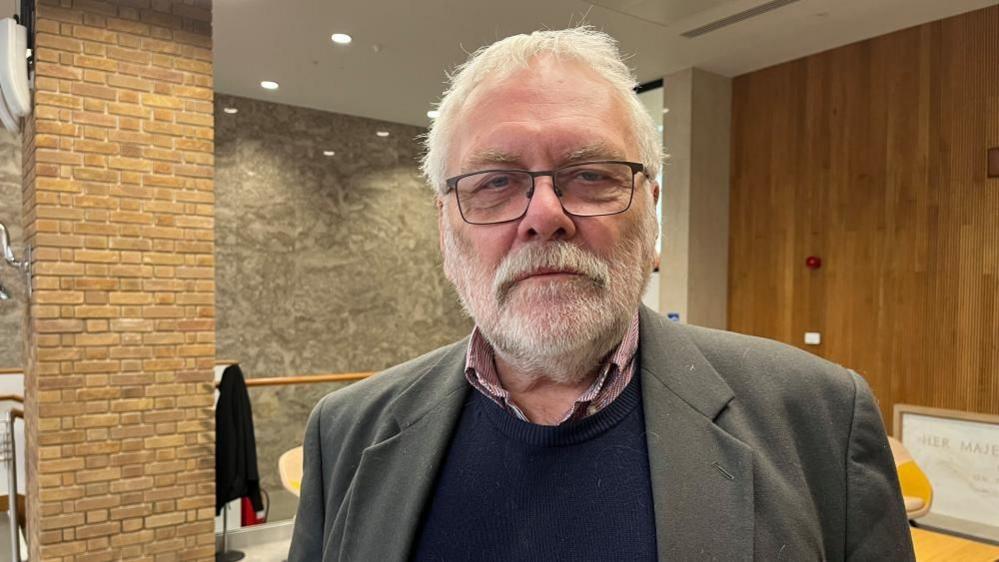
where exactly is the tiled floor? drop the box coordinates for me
[217,519,294,562]
[225,539,292,562]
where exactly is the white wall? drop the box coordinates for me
[660,68,731,328]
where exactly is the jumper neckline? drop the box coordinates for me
[475,373,643,447]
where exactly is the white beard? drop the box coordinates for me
[442,201,658,384]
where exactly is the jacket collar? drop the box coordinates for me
[389,337,471,429]
[637,305,734,419]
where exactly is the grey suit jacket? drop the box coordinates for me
[288,307,915,561]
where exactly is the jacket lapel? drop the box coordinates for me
[336,342,471,562]
[639,307,755,561]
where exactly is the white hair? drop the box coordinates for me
[422,26,662,194]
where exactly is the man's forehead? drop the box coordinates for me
[464,142,626,170]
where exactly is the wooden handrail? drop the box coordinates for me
[2,360,236,375]
[0,494,22,514]
[215,371,375,388]
[0,493,25,534]
[10,408,22,420]
[0,394,22,403]
[2,362,367,390]
[6,359,239,375]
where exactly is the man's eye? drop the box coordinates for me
[570,169,608,182]
[476,174,514,190]
[486,175,511,188]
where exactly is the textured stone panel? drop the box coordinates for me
[0,129,23,367]
[214,94,471,499]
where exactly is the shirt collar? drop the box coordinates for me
[463,311,641,424]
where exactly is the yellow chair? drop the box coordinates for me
[888,437,933,520]
[279,446,304,497]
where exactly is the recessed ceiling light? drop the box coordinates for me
[323,150,336,156]
[376,131,390,137]
[223,107,238,114]
[331,33,352,45]
[662,107,670,114]
[427,110,440,119]
[260,80,279,90]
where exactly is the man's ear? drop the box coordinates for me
[651,180,660,207]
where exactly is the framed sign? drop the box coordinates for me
[894,405,999,534]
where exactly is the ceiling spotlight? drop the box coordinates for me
[662,107,670,114]
[331,33,352,45]
[323,150,336,156]
[427,110,440,119]
[376,131,390,137]
[260,80,279,90]
[223,107,238,114]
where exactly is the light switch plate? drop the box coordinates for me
[804,332,821,345]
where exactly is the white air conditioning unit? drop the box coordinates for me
[0,16,30,132]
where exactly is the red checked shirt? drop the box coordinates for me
[464,312,640,425]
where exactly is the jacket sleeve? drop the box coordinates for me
[287,399,327,561]
[844,371,915,561]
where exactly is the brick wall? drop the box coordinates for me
[23,0,215,559]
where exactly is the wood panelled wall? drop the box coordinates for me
[729,5,999,424]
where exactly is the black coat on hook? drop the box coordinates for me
[215,364,264,514]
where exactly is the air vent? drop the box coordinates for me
[681,0,800,38]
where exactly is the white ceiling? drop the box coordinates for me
[214,0,997,127]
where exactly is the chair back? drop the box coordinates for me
[888,436,933,519]
[278,446,304,497]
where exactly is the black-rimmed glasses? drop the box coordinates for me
[444,161,647,225]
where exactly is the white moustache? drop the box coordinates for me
[492,242,610,304]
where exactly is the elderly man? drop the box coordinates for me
[289,28,914,561]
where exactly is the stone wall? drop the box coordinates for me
[0,129,23,366]
[214,93,471,497]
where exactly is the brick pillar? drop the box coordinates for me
[22,1,215,559]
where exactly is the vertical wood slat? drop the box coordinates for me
[729,5,999,423]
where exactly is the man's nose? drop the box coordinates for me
[516,176,576,241]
